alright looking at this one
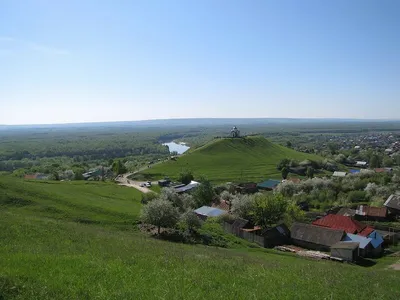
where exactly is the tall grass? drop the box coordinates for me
[1,176,399,299]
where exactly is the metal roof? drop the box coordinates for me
[331,241,360,250]
[384,194,400,211]
[343,234,372,249]
[349,169,360,174]
[312,214,373,235]
[355,205,387,218]
[367,231,384,248]
[332,171,347,177]
[194,206,227,217]
[257,179,280,189]
[174,181,200,193]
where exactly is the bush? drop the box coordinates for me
[178,169,194,185]
[140,199,179,234]
[347,191,367,203]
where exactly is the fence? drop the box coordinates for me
[223,222,265,247]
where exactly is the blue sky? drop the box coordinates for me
[1,0,399,125]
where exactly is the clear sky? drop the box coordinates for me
[1,0,399,125]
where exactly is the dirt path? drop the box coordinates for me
[388,259,400,270]
[115,173,155,194]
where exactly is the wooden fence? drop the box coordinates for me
[223,222,265,247]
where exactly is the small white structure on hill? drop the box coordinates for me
[230,126,240,138]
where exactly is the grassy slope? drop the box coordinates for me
[141,136,324,182]
[1,176,399,299]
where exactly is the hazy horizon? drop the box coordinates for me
[1,0,400,125]
[2,117,400,127]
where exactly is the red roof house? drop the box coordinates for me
[312,214,374,236]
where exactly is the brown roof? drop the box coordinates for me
[356,205,387,218]
[291,223,345,247]
[212,199,230,211]
[24,174,38,179]
[287,177,301,184]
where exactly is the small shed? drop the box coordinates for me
[158,179,171,187]
[175,181,200,193]
[261,224,290,248]
[331,242,360,262]
[332,171,347,177]
[355,161,367,167]
[257,179,280,190]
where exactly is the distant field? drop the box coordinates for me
[140,136,325,183]
[1,175,400,299]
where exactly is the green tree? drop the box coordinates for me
[277,158,290,171]
[180,210,202,232]
[383,157,393,167]
[252,193,287,228]
[178,169,194,185]
[306,167,314,179]
[284,201,305,227]
[231,194,255,220]
[281,167,289,179]
[369,154,381,169]
[112,160,127,175]
[286,141,292,148]
[328,142,338,155]
[193,177,215,207]
[140,199,179,234]
[72,167,85,180]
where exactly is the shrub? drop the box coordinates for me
[347,191,367,203]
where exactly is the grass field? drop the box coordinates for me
[140,136,325,183]
[1,176,400,299]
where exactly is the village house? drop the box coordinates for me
[355,161,368,168]
[174,180,200,193]
[355,205,388,222]
[332,171,347,177]
[343,233,373,257]
[312,214,384,256]
[384,194,400,216]
[261,224,290,248]
[290,223,346,252]
[257,179,280,191]
[194,206,227,220]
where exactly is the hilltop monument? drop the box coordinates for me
[230,126,240,138]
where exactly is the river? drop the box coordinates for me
[162,141,190,154]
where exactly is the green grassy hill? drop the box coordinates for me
[140,136,324,182]
[1,176,399,299]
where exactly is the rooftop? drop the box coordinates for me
[312,214,373,236]
[331,241,360,250]
[384,194,400,211]
[194,206,227,217]
[291,223,345,247]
